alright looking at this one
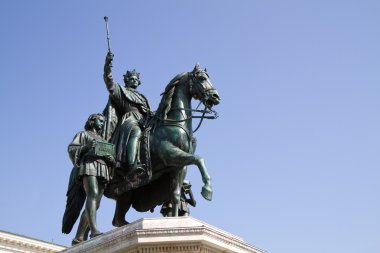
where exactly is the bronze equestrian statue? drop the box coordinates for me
[62,17,220,243]
[102,52,220,226]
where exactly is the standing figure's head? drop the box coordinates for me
[123,69,141,88]
[84,113,105,133]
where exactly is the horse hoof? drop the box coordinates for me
[71,238,83,246]
[112,219,129,227]
[201,186,212,201]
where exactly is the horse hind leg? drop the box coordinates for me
[112,192,132,227]
[169,167,187,217]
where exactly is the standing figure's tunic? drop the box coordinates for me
[68,130,111,183]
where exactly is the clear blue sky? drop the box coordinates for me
[0,1,379,252]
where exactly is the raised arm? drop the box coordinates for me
[103,52,117,93]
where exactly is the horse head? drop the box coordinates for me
[190,64,220,109]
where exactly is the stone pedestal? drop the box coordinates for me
[62,217,265,253]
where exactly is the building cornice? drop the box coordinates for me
[0,230,66,253]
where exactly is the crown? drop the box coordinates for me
[124,69,140,79]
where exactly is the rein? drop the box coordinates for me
[154,105,218,133]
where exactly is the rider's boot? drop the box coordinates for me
[126,136,145,180]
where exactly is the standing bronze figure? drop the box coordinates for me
[62,113,115,245]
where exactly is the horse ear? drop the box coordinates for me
[204,68,208,73]
[193,63,201,72]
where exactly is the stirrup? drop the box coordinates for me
[126,162,145,180]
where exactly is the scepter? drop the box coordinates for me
[104,16,111,53]
[103,16,112,140]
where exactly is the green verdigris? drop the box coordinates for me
[62,113,116,244]
[103,52,220,226]
[160,180,196,217]
[62,16,220,245]
[62,56,220,244]
[103,52,152,180]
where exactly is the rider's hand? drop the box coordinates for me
[106,52,114,63]
[104,154,116,166]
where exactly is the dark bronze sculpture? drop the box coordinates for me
[104,54,220,226]
[160,180,196,217]
[62,113,115,245]
[62,17,220,244]
[103,52,152,180]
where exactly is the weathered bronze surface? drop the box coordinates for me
[62,17,220,244]
[62,113,116,245]
[90,141,116,158]
[160,180,196,217]
[103,52,152,180]
[104,53,220,226]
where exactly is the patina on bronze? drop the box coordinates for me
[62,113,116,245]
[62,17,220,244]
[103,52,152,180]
[104,56,220,226]
[160,180,196,217]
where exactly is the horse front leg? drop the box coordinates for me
[191,155,212,200]
[159,142,212,201]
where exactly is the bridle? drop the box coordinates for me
[155,72,218,134]
[154,103,218,133]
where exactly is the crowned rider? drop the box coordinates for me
[103,52,152,180]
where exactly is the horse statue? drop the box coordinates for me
[107,63,220,226]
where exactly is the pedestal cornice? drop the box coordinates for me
[62,217,265,253]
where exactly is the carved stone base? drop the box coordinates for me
[62,217,265,253]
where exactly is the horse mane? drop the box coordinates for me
[155,72,188,120]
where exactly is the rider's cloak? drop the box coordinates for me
[102,84,151,169]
